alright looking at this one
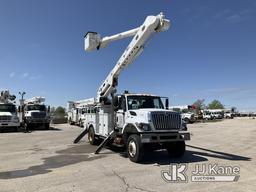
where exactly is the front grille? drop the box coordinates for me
[31,112,46,119]
[0,116,12,122]
[151,112,181,130]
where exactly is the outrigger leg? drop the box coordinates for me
[73,128,89,144]
[95,130,118,154]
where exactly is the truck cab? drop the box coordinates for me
[86,93,190,162]
[0,103,20,131]
[22,104,50,129]
[115,93,188,133]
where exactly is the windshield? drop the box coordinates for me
[127,96,164,110]
[26,105,46,111]
[0,104,16,113]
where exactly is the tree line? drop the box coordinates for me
[193,99,236,112]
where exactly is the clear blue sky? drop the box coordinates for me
[0,0,256,111]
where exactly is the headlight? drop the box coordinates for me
[147,112,152,122]
[26,116,32,121]
[181,120,187,131]
[135,122,151,131]
[13,117,19,123]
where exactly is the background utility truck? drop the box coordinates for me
[74,12,190,162]
[19,96,50,130]
[170,105,196,124]
[0,90,20,132]
[67,98,95,127]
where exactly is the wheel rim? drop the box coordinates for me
[128,140,137,157]
[89,131,93,142]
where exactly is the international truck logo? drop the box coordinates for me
[161,164,240,183]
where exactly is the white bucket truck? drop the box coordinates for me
[0,90,20,132]
[74,12,190,162]
[19,96,50,130]
[67,98,95,127]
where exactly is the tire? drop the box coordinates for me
[88,127,97,145]
[127,134,144,163]
[45,123,50,130]
[184,118,190,124]
[14,127,18,132]
[24,123,30,132]
[68,118,73,125]
[79,119,83,127]
[166,140,185,158]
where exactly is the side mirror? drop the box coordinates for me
[112,96,119,111]
[165,98,169,109]
[48,106,50,113]
[113,96,119,107]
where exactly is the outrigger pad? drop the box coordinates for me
[95,130,117,154]
[73,128,89,144]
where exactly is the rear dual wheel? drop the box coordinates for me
[79,119,83,127]
[88,127,98,145]
[68,118,73,125]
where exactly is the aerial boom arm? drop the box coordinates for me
[23,96,45,105]
[84,12,170,102]
[0,90,16,104]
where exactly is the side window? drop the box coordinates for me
[153,99,160,108]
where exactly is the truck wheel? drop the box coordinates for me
[127,134,144,163]
[166,140,185,158]
[79,119,83,127]
[24,123,30,132]
[45,123,50,130]
[184,118,190,124]
[68,118,72,125]
[88,127,97,145]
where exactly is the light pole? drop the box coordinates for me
[19,91,26,100]
[18,91,26,123]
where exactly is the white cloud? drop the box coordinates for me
[213,8,254,24]
[20,72,41,80]
[22,72,29,78]
[213,9,231,20]
[226,14,243,23]
[29,75,42,80]
[9,72,15,78]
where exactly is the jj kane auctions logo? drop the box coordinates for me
[161,164,240,182]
